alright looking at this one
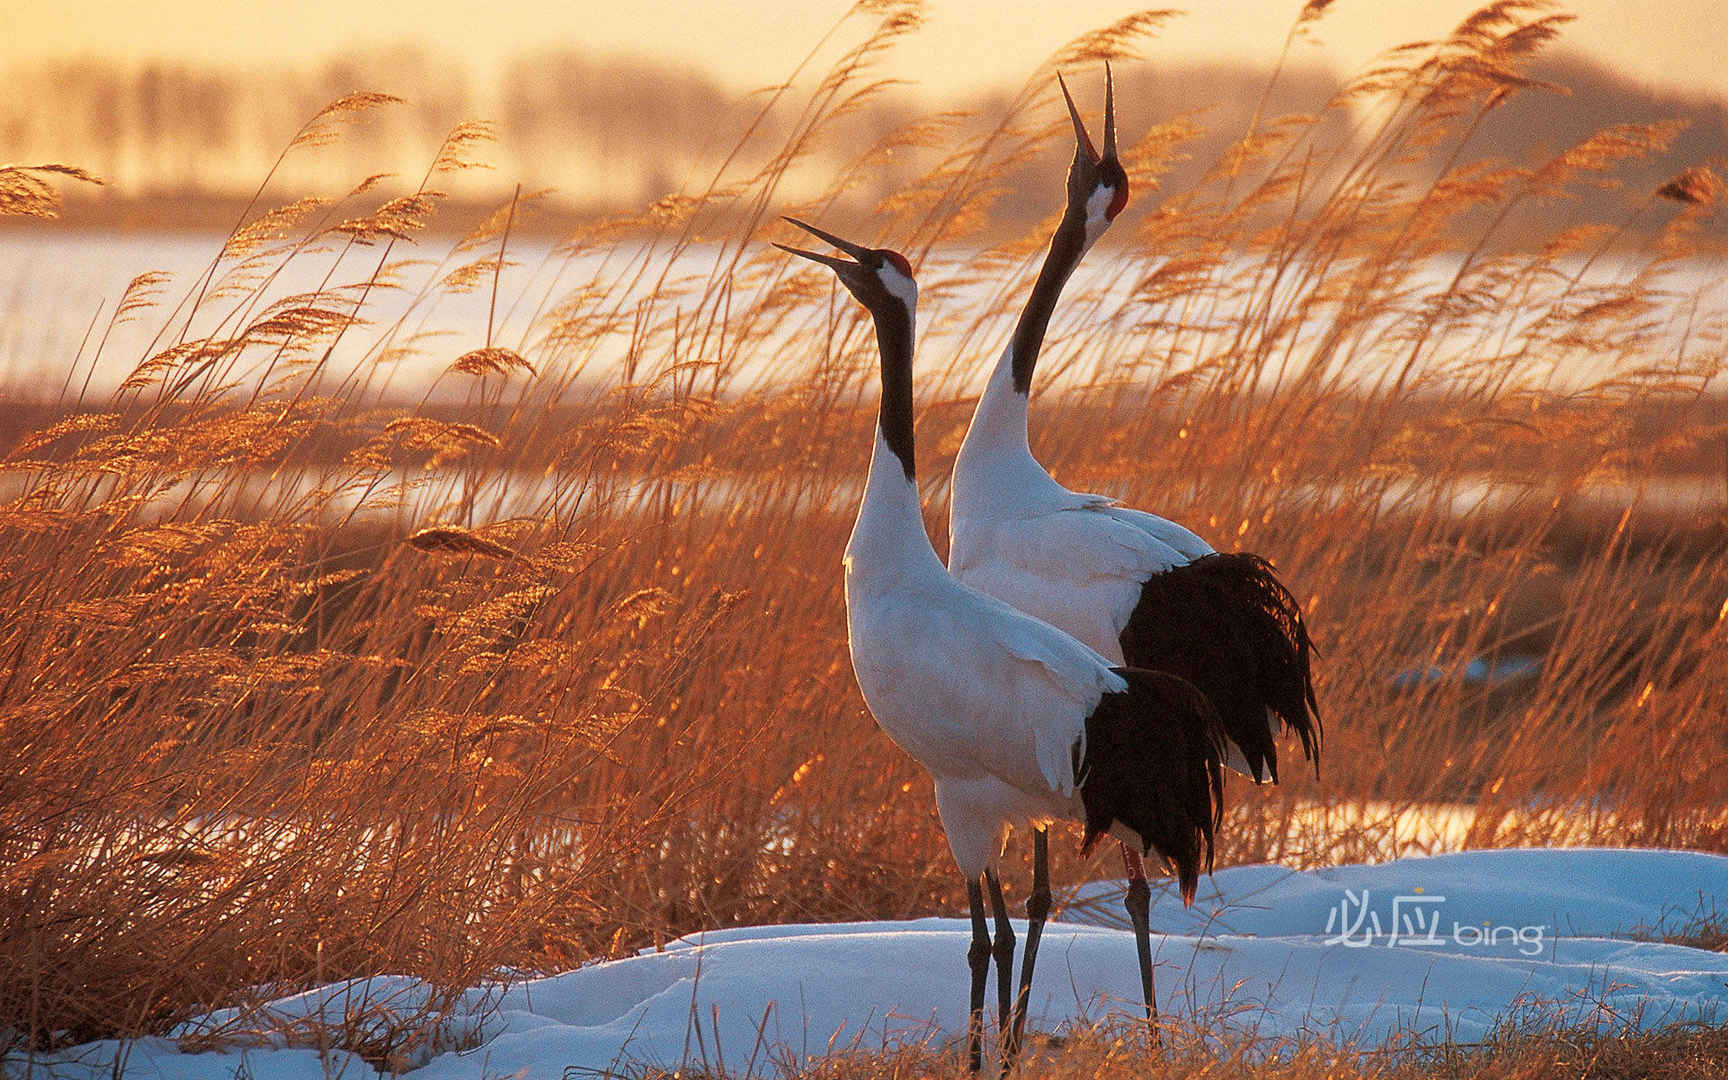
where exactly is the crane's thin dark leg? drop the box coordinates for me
[1006,827,1050,1069]
[1122,843,1160,1050]
[984,870,1016,1072]
[967,877,991,1073]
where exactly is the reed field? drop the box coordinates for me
[652,1019,1728,1080]
[2,0,1726,1069]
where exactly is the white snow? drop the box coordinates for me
[10,848,1727,1079]
[1061,847,1728,939]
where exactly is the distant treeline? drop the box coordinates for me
[3,46,1724,240]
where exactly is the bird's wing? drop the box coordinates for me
[850,583,1123,799]
[1088,502,1215,562]
[981,497,1195,584]
[977,598,1127,795]
[951,502,1201,654]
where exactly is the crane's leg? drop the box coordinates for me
[967,877,991,1073]
[984,870,1016,1071]
[1005,828,1050,1069]
[1121,843,1160,1049]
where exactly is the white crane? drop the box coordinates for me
[947,69,1323,1051]
[776,218,1226,1074]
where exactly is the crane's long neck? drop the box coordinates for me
[872,299,917,484]
[952,218,1091,520]
[1006,221,1088,394]
[846,297,945,579]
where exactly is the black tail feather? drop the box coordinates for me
[1120,552,1322,783]
[1077,668,1226,905]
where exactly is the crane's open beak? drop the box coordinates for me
[774,217,872,275]
[1058,72,1098,165]
[1058,63,1118,168]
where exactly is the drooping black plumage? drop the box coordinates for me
[1076,667,1227,904]
[1118,552,1322,784]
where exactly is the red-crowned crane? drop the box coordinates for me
[946,69,1323,1052]
[775,218,1226,1074]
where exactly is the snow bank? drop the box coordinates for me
[1065,846,1728,939]
[9,848,1726,1079]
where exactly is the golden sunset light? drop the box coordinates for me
[3,0,1725,225]
[3,2,1725,1076]
[6,0,1728,99]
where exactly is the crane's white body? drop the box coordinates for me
[949,353,1212,666]
[845,423,1129,878]
[778,96,1237,1067]
[947,179,1287,781]
[827,264,1151,880]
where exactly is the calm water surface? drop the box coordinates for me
[4,230,1725,401]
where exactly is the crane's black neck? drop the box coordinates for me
[872,299,917,482]
[1008,218,1088,395]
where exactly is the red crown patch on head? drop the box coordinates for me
[1107,182,1130,220]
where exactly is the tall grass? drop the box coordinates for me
[2,0,1725,1052]
[628,1013,1728,1080]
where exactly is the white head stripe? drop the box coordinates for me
[882,263,918,307]
[1082,185,1118,248]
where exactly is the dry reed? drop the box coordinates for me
[627,1013,1728,1080]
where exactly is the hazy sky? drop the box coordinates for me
[4,1,1725,103]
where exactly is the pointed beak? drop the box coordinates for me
[784,217,873,260]
[1058,67,1119,169]
[1058,71,1101,166]
[775,217,879,281]
[1102,61,1118,163]
[773,242,854,273]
